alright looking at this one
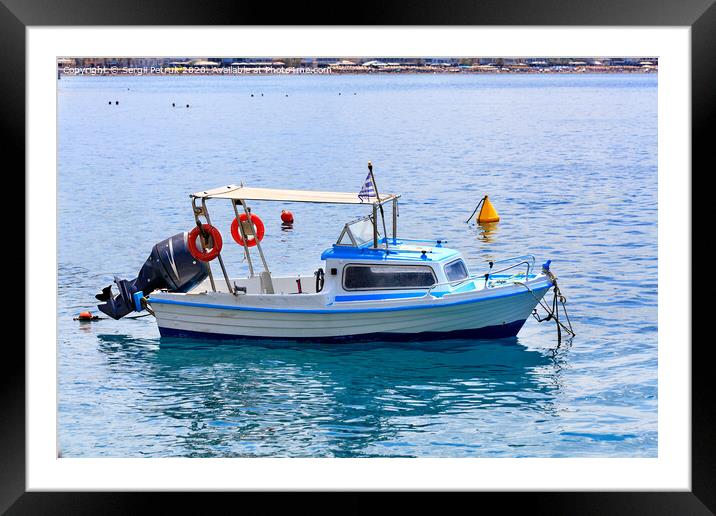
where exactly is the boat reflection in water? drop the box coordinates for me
[95,334,566,457]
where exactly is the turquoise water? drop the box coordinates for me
[57,73,657,457]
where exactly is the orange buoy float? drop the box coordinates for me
[477,195,500,223]
[78,311,93,321]
[280,210,294,224]
[231,213,265,247]
[187,224,223,261]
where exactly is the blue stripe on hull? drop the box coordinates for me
[158,319,527,343]
[149,284,551,314]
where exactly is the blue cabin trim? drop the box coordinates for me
[320,240,460,263]
[334,292,426,302]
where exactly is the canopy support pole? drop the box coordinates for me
[372,203,378,248]
[238,200,270,274]
[392,198,398,244]
[201,198,233,293]
[231,199,255,278]
[191,198,216,292]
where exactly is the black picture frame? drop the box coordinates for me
[4,0,708,511]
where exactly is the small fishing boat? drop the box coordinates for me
[96,167,565,342]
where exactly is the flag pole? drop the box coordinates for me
[368,161,389,249]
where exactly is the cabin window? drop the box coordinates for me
[444,259,469,282]
[343,264,437,290]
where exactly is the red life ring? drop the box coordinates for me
[187,224,223,262]
[231,213,265,247]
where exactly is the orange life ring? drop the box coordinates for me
[187,224,223,262]
[231,213,265,247]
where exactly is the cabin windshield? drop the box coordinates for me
[350,218,376,245]
[337,216,380,246]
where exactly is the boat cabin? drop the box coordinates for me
[318,238,474,300]
[317,215,473,298]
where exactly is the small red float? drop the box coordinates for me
[280,210,294,224]
[78,311,93,321]
[231,213,265,247]
[187,224,223,262]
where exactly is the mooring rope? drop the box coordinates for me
[140,296,156,317]
[515,278,575,345]
[464,196,485,224]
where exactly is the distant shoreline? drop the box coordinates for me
[58,65,657,77]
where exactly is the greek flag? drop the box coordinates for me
[358,172,376,202]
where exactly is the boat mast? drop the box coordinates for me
[368,162,389,250]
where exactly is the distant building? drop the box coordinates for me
[329,60,358,67]
[424,58,458,66]
[609,58,642,66]
[231,58,282,67]
[190,59,220,66]
[362,60,388,67]
[388,58,422,66]
[314,58,338,67]
[233,58,266,64]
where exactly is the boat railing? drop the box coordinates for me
[483,254,536,283]
[423,255,537,298]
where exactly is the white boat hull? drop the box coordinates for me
[149,277,552,342]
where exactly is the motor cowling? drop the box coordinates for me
[96,232,209,319]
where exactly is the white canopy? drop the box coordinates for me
[191,184,398,205]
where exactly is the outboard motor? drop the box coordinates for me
[96,232,209,319]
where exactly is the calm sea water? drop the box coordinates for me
[57,73,657,457]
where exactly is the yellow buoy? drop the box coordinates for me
[477,195,500,223]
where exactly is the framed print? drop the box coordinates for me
[5,0,711,511]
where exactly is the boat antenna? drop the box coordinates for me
[368,161,389,250]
